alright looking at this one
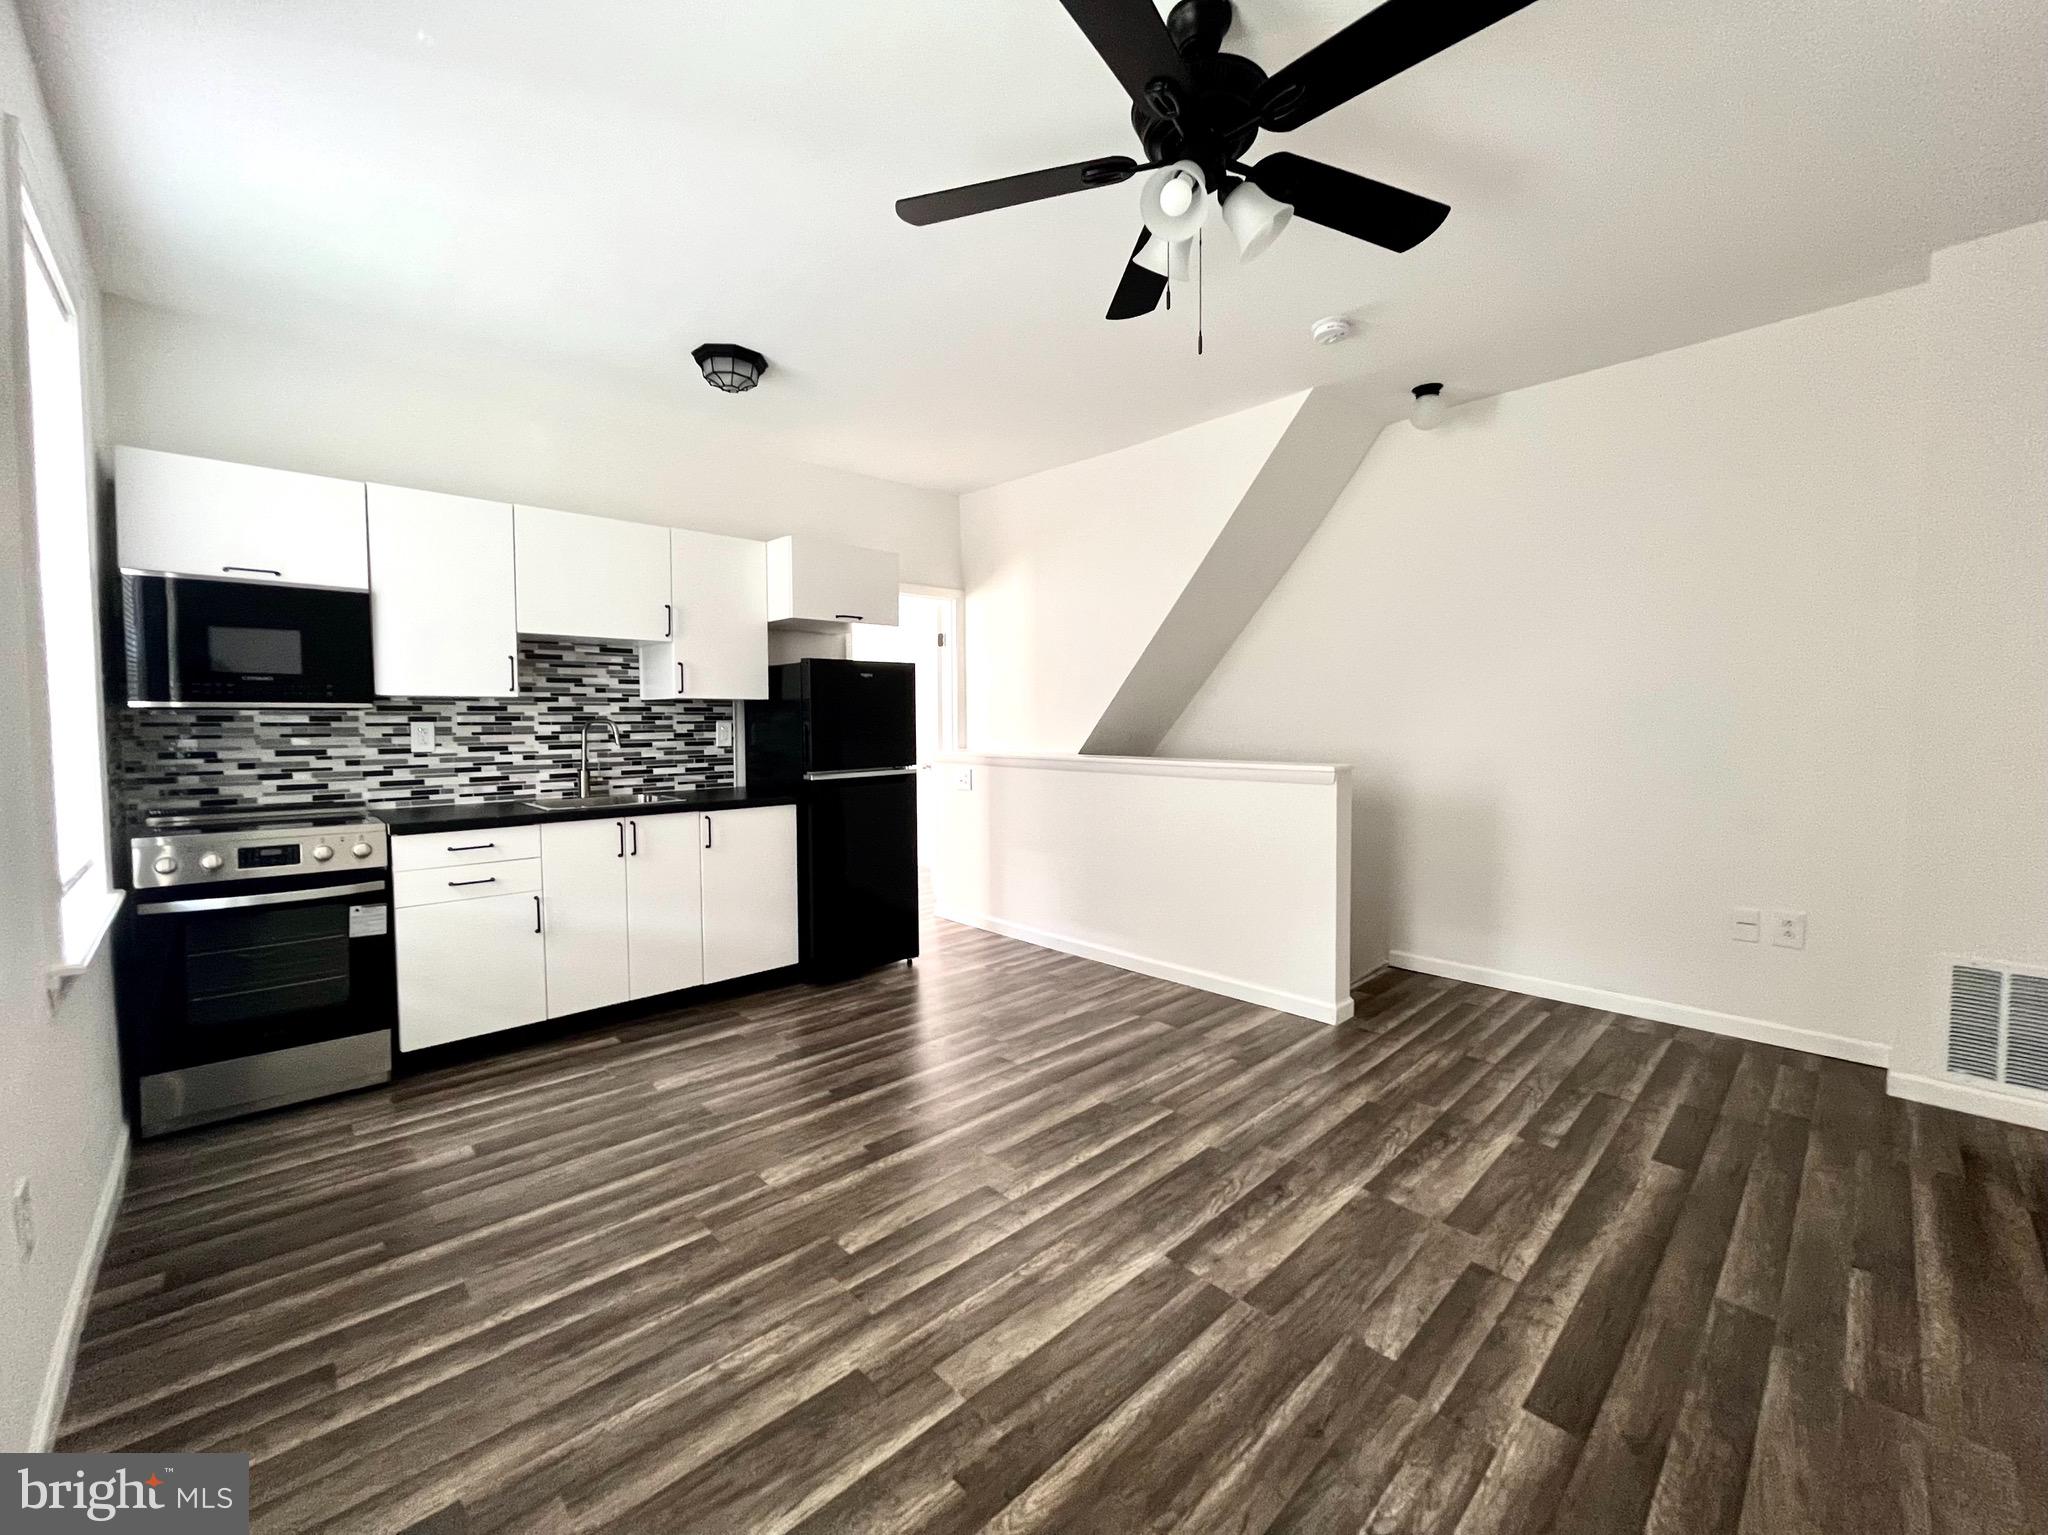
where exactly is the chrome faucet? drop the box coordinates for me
[579,717,622,798]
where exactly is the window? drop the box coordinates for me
[21,189,112,967]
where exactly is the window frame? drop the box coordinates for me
[13,157,118,981]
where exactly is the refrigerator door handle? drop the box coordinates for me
[802,767,920,781]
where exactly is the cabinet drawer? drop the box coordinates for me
[392,825,541,872]
[394,858,542,909]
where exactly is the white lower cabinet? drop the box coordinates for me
[399,807,796,1049]
[396,888,547,1051]
[539,818,632,1018]
[701,806,800,983]
[625,812,706,999]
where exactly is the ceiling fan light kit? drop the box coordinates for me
[1220,178,1292,262]
[894,0,1537,325]
[1140,160,1210,242]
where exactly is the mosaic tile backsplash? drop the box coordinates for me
[112,638,736,822]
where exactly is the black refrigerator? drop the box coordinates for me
[745,659,919,977]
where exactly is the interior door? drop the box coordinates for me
[540,818,631,1018]
[625,812,704,998]
[701,806,799,983]
[851,591,959,870]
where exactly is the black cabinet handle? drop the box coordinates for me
[616,821,625,858]
[664,603,672,638]
[533,895,542,933]
[702,815,712,850]
[834,613,862,621]
[223,565,282,578]
[447,876,496,887]
[446,842,495,852]
[507,655,516,691]
[676,661,685,694]
[630,820,639,856]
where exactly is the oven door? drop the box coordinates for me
[119,878,394,1134]
[123,574,375,706]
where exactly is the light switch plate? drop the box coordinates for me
[1769,910,1807,949]
[408,720,436,753]
[715,720,734,749]
[1731,907,1761,942]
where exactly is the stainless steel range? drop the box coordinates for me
[117,806,395,1136]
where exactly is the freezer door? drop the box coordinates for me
[805,660,916,773]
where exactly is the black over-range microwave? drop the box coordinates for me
[122,574,375,707]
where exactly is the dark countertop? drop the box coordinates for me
[372,785,797,835]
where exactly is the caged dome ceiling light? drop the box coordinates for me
[692,343,768,394]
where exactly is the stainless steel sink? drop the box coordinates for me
[528,792,695,811]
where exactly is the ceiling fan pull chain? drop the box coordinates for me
[1197,227,1205,357]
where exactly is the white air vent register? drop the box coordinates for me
[1944,958,2048,1095]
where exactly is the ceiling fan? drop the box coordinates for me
[896,0,1537,320]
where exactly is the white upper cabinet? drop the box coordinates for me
[368,484,519,697]
[514,505,672,642]
[765,535,899,630]
[115,446,368,589]
[640,528,769,701]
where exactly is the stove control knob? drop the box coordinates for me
[311,844,335,862]
[153,855,178,876]
[350,842,374,859]
[199,852,225,873]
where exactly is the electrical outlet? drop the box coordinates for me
[951,766,974,791]
[12,1178,34,1263]
[714,720,734,750]
[1731,908,1761,942]
[1769,910,1807,949]
[408,720,437,753]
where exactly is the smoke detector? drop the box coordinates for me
[1310,316,1354,346]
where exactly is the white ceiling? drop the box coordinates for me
[19,0,2048,491]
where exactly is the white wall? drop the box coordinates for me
[960,393,1305,753]
[102,296,964,589]
[0,0,126,1451]
[1894,222,2048,1088]
[937,753,1353,1024]
[1164,284,1934,1066]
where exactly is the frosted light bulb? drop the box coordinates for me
[1159,174,1195,218]
[1411,383,1447,431]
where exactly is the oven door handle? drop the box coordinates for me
[136,880,389,915]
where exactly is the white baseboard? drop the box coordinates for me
[1388,950,1891,1068]
[30,1125,129,1452]
[1885,1070,2048,1131]
[941,908,1354,1025]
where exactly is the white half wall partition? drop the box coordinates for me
[935,753,1357,1024]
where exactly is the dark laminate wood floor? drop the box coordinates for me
[60,915,2048,1534]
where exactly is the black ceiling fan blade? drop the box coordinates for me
[895,156,1139,226]
[1054,0,1195,118]
[1106,230,1167,320]
[1256,0,1540,133]
[1249,152,1449,252]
